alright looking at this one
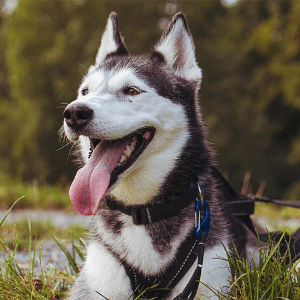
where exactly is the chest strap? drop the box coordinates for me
[122,230,204,299]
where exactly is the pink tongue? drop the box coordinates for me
[69,141,127,216]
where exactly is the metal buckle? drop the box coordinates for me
[195,203,202,237]
[197,182,204,206]
[195,183,204,235]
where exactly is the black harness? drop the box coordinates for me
[123,231,206,300]
[105,166,300,299]
[107,183,210,300]
[212,166,300,263]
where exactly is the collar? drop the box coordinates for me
[106,183,199,225]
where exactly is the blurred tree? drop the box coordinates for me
[3,0,109,182]
[1,0,300,200]
[246,0,300,198]
[0,0,13,175]
[195,0,283,196]
[190,0,300,198]
[0,2,9,99]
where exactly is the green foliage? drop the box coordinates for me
[0,203,75,299]
[0,173,71,210]
[194,0,300,199]
[0,0,300,200]
[221,233,300,300]
[254,201,300,221]
[1,0,109,182]
[0,218,88,251]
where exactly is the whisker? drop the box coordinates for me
[67,143,76,163]
[78,63,89,72]
[56,141,72,152]
[57,102,69,109]
[58,126,67,143]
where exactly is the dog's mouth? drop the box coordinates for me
[89,127,155,184]
[69,127,155,216]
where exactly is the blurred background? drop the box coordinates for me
[0,0,300,211]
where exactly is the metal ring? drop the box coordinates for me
[197,182,204,206]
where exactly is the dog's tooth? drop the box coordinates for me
[131,139,136,148]
[119,155,127,164]
[124,145,132,157]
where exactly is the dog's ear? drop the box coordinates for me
[155,13,201,82]
[95,12,128,65]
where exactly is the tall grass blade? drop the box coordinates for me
[259,232,285,277]
[71,242,85,262]
[0,195,24,227]
[95,290,110,300]
[52,235,79,274]
[258,274,281,300]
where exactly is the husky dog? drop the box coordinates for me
[63,13,257,300]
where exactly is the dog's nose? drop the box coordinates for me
[64,104,93,130]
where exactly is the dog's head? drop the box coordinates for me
[63,12,202,215]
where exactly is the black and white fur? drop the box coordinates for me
[63,13,258,299]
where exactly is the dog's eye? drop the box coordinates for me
[123,87,140,96]
[82,88,89,96]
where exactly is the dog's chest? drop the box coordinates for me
[90,209,194,276]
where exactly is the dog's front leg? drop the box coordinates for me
[68,242,133,300]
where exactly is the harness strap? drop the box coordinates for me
[254,197,300,209]
[211,166,255,216]
[106,184,199,225]
[212,165,300,214]
[123,230,201,299]
[212,165,300,263]
[174,234,206,300]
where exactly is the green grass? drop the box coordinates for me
[254,202,300,220]
[210,233,300,299]
[0,198,84,299]
[253,202,300,234]
[0,174,71,211]
[0,219,88,251]
[1,172,300,219]
[0,197,300,299]
[2,219,300,300]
